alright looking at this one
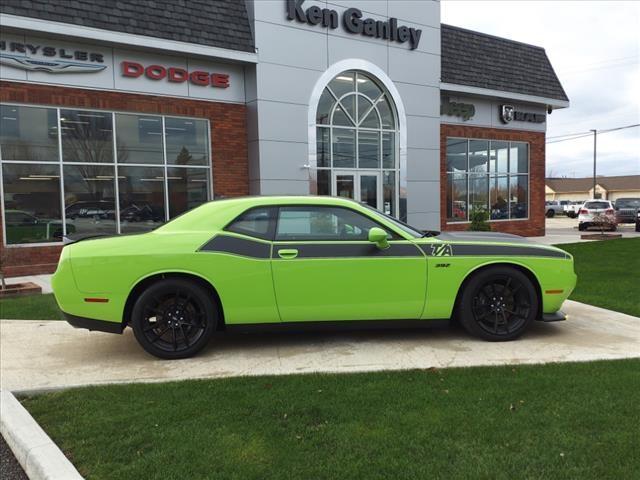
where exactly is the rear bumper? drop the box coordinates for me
[63,312,124,334]
[540,311,567,322]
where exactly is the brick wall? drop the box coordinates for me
[440,123,546,237]
[0,81,248,277]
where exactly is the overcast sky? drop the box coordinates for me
[441,0,640,178]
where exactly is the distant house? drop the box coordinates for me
[545,175,640,202]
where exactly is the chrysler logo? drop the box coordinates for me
[0,53,107,73]
[500,104,515,124]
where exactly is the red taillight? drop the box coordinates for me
[579,209,588,214]
[605,208,614,214]
[84,298,109,303]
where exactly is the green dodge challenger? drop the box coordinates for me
[52,196,576,359]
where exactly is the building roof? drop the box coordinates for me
[546,175,640,193]
[0,0,255,53]
[441,24,569,103]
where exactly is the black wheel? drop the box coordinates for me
[578,223,586,231]
[546,210,555,218]
[636,223,640,232]
[131,278,217,359]
[457,267,538,341]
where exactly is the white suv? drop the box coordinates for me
[578,200,617,231]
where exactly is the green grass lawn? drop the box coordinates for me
[0,293,62,320]
[22,359,640,480]
[557,238,640,317]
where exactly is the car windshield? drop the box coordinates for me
[363,205,431,238]
[616,199,640,208]
[584,201,610,209]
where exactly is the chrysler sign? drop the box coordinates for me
[0,40,106,73]
[286,0,422,49]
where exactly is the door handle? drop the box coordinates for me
[278,248,299,259]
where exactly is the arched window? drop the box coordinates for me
[315,71,399,217]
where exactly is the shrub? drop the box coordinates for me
[468,208,492,232]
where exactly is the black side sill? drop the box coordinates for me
[63,312,124,334]
[539,311,567,322]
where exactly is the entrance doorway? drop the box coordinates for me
[332,170,381,210]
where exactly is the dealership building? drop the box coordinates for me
[0,0,568,276]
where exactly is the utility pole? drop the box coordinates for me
[590,129,597,198]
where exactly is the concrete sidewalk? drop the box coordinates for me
[1,300,639,392]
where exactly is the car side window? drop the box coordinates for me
[225,207,276,240]
[275,206,395,241]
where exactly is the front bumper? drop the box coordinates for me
[63,312,124,334]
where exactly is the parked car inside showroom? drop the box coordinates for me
[578,200,617,231]
[613,198,640,224]
[52,196,577,359]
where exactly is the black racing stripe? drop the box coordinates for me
[273,242,423,259]
[200,235,271,259]
[420,243,567,259]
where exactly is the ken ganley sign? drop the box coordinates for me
[286,0,422,49]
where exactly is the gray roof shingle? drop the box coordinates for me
[0,0,255,53]
[442,24,569,102]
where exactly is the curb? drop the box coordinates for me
[0,390,83,480]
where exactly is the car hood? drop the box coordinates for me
[435,231,535,244]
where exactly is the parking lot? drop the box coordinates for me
[531,216,640,245]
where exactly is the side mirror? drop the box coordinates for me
[368,227,389,250]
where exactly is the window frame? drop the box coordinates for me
[223,206,278,241]
[314,70,401,218]
[445,136,530,224]
[273,205,401,243]
[0,102,212,247]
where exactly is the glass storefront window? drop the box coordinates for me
[446,138,467,172]
[446,172,467,222]
[317,127,330,168]
[60,109,114,163]
[490,141,509,173]
[1,104,212,243]
[490,175,509,220]
[167,167,209,219]
[468,140,488,173]
[0,105,58,162]
[446,137,529,222]
[115,114,163,164]
[2,163,63,244]
[510,175,529,219]
[165,117,208,165]
[63,165,117,238]
[118,166,166,233]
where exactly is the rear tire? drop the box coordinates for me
[457,267,538,341]
[131,278,217,359]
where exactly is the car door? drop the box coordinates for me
[270,205,427,322]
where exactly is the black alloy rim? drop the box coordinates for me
[141,289,207,352]
[471,275,531,335]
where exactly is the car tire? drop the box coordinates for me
[457,266,538,342]
[636,223,640,232]
[578,223,586,231]
[546,210,555,218]
[131,278,217,359]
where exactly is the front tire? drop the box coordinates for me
[131,278,217,359]
[457,267,538,341]
[546,210,555,218]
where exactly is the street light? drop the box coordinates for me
[590,129,597,198]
